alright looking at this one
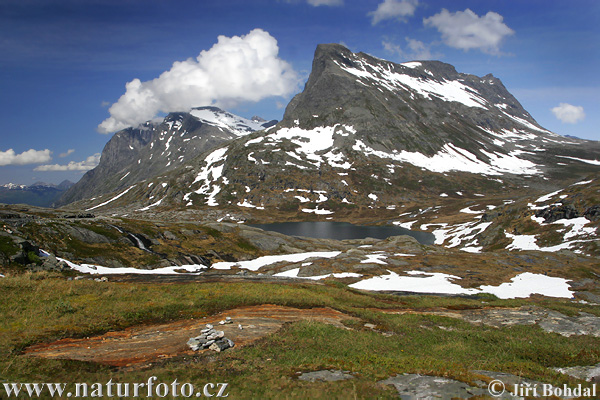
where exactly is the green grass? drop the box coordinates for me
[0,273,598,398]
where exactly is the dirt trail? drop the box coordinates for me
[24,305,356,367]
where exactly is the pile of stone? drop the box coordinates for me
[187,319,235,353]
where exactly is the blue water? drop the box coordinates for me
[249,221,434,244]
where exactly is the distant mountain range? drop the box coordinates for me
[0,181,74,207]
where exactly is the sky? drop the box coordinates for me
[0,0,598,185]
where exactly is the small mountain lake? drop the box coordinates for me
[249,221,435,244]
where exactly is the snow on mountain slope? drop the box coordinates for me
[336,59,489,109]
[190,107,272,136]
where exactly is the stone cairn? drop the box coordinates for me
[187,317,235,352]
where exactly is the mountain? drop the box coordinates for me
[117,44,596,209]
[69,44,599,239]
[0,180,74,207]
[56,107,276,206]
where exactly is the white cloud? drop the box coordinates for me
[424,8,514,55]
[551,103,586,124]
[0,149,52,166]
[369,0,419,25]
[34,153,101,172]
[59,149,75,158]
[383,37,434,60]
[99,29,300,134]
[307,0,343,6]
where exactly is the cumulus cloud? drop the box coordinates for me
[424,8,514,55]
[552,103,586,124]
[59,149,75,158]
[369,0,419,25]
[0,149,52,166]
[34,153,101,172]
[99,29,300,134]
[383,38,434,60]
[307,0,343,6]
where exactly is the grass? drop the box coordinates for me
[0,272,599,398]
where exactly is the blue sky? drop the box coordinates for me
[0,0,598,185]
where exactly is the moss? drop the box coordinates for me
[73,223,120,241]
[236,239,259,252]
[27,251,42,265]
[202,227,223,239]
[0,236,19,257]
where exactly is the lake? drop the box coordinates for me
[249,221,434,244]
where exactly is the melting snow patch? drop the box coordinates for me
[184,147,228,206]
[427,221,492,248]
[353,140,540,176]
[350,270,479,294]
[273,268,361,280]
[350,270,573,299]
[136,197,164,211]
[59,258,205,275]
[302,208,334,215]
[361,254,388,265]
[556,156,600,166]
[535,189,562,203]
[460,206,483,214]
[265,125,355,168]
[503,231,588,252]
[479,272,573,299]
[211,251,341,271]
[394,220,417,230]
[86,185,136,211]
[237,200,264,210]
[337,60,488,109]
[571,179,593,186]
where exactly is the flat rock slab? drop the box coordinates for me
[381,372,548,399]
[298,370,354,382]
[24,305,356,367]
[380,306,600,337]
[554,363,600,382]
[379,374,488,400]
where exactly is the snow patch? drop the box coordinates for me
[350,270,573,299]
[211,251,341,271]
[86,185,136,211]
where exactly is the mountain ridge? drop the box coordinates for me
[57,107,276,206]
